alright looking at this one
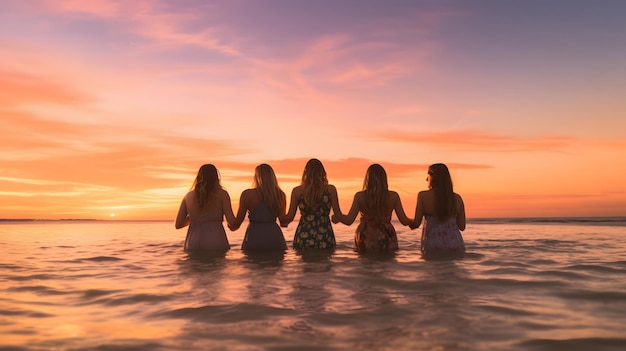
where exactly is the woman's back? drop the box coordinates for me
[182,190,230,252]
[240,189,287,252]
[358,191,399,221]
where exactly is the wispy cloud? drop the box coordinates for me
[0,68,92,107]
[372,129,577,152]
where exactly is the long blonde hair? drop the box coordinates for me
[362,164,389,219]
[301,158,328,207]
[253,163,284,214]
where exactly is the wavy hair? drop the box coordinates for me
[253,163,284,214]
[362,164,389,218]
[191,164,221,209]
[301,158,328,207]
[428,163,455,221]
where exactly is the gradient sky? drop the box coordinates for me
[1,0,625,220]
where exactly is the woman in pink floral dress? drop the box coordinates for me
[412,163,466,258]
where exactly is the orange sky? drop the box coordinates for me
[1,1,625,220]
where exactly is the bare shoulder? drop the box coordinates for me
[454,192,464,203]
[354,191,366,201]
[325,184,338,194]
[291,185,304,196]
[241,188,256,200]
[387,190,400,201]
[217,188,231,198]
[183,191,195,202]
[418,189,432,198]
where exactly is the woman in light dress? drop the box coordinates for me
[412,163,466,258]
[175,164,236,252]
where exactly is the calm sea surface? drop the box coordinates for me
[1,218,625,351]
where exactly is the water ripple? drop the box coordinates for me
[153,303,295,323]
[517,337,626,351]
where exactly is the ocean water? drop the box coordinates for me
[0,218,625,351]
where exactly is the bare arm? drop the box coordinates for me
[328,185,343,219]
[278,190,287,222]
[175,198,189,229]
[280,186,301,227]
[333,192,361,225]
[230,190,249,231]
[410,192,425,229]
[391,191,413,226]
[221,189,238,229]
[456,193,466,231]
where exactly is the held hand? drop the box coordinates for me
[409,222,418,230]
[331,214,340,224]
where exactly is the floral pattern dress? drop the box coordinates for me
[421,215,465,255]
[292,191,336,249]
[354,214,398,253]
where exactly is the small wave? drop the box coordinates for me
[476,304,537,316]
[153,303,294,323]
[518,337,626,351]
[563,264,624,274]
[0,309,54,318]
[7,285,71,296]
[34,341,167,351]
[534,270,587,280]
[0,346,31,351]
[104,293,172,306]
[81,288,123,300]
[7,274,59,281]
[81,256,123,262]
[555,289,626,302]
[473,278,566,289]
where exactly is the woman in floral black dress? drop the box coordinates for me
[281,159,342,250]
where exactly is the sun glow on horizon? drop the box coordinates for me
[1,1,625,220]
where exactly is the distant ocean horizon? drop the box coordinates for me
[2,216,626,226]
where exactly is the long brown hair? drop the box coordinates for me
[191,164,221,209]
[428,163,455,221]
[362,164,389,218]
[301,158,328,207]
[253,163,284,214]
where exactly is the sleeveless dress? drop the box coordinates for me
[354,214,398,253]
[292,191,336,250]
[241,200,287,252]
[421,215,465,255]
[184,209,230,252]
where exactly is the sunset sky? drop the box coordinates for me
[1,0,625,220]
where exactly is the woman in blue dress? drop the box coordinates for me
[231,164,288,252]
